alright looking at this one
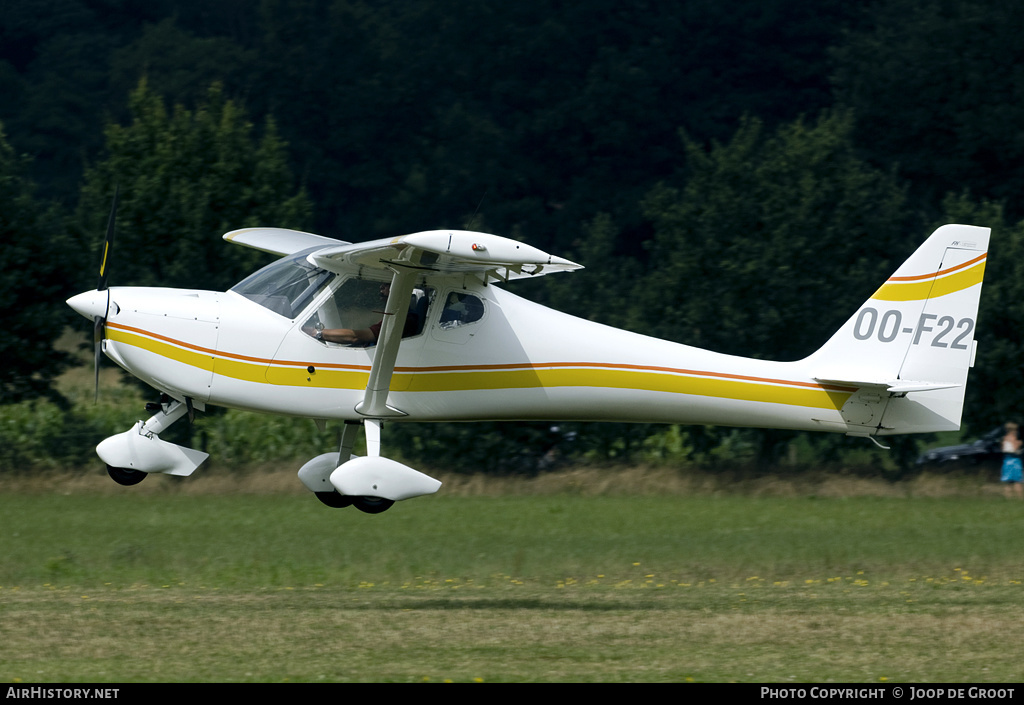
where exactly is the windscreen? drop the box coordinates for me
[230,248,335,319]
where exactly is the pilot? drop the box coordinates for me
[312,283,419,345]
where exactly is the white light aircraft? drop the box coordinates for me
[67,220,989,513]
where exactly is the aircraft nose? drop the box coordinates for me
[67,290,109,320]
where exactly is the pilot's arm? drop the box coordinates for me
[308,314,415,346]
[314,322,380,345]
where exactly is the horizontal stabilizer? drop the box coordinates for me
[813,377,961,394]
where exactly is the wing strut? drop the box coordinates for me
[354,259,418,418]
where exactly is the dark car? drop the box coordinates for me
[916,427,1005,466]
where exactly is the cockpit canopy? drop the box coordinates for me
[232,248,488,346]
[230,248,334,319]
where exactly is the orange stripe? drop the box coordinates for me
[107,322,371,372]
[396,361,856,393]
[888,252,987,282]
[107,322,854,394]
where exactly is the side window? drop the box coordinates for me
[304,277,433,346]
[439,292,484,328]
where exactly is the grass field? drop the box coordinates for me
[1,467,1022,683]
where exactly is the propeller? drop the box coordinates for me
[93,186,119,401]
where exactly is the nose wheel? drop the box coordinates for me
[106,464,146,486]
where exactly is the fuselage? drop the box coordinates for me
[82,277,855,433]
[63,223,989,501]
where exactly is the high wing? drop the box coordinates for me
[224,227,581,280]
[224,227,582,421]
[308,229,582,281]
[223,227,350,256]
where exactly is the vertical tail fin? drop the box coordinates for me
[808,224,989,436]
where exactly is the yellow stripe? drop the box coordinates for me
[398,368,850,410]
[109,327,371,389]
[110,329,851,411]
[265,364,368,389]
[217,355,276,384]
[99,242,111,278]
[108,328,216,372]
[872,260,986,301]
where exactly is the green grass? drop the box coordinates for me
[2,485,1023,682]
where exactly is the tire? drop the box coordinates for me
[352,496,395,514]
[315,491,354,508]
[106,465,147,486]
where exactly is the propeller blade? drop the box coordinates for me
[97,185,119,292]
[93,314,103,402]
[94,187,119,400]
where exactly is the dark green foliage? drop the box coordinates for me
[387,421,577,477]
[76,80,312,292]
[0,125,76,405]
[832,0,1024,219]
[608,113,915,465]
[637,112,914,360]
[938,195,1024,435]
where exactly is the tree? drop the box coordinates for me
[0,123,76,404]
[638,112,914,360]
[832,0,1024,219]
[939,194,1024,435]
[542,213,641,328]
[634,111,917,464]
[108,18,256,116]
[0,0,170,201]
[76,80,313,293]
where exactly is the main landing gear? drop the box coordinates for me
[99,400,439,515]
[298,420,440,514]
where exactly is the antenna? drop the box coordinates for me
[465,190,487,231]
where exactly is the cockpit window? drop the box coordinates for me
[304,276,434,347]
[231,248,335,318]
[440,292,484,328]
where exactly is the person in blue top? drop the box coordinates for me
[1000,422,1022,499]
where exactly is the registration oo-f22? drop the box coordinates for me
[67,220,989,513]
